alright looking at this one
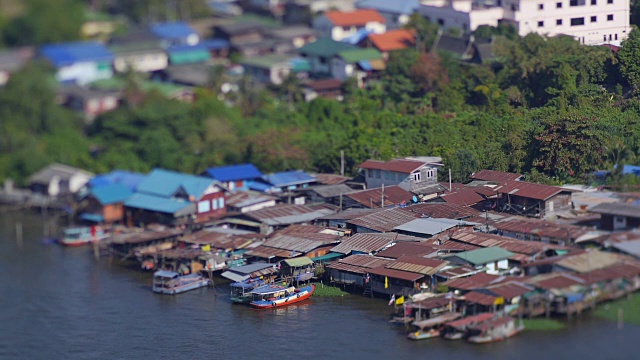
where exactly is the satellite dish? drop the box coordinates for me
[412,196,418,203]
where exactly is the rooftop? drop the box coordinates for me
[89,183,133,205]
[470,169,522,183]
[150,21,197,39]
[136,168,219,199]
[337,48,382,63]
[588,202,640,218]
[205,163,263,182]
[449,247,515,265]
[345,185,414,208]
[355,0,420,15]
[495,180,568,201]
[324,9,386,27]
[367,29,415,52]
[40,41,113,68]
[298,37,356,57]
[346,207,421,232]
[28,163,93,185]
[359,158,437,174]
[262,170,316,188]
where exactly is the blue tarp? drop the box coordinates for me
[205,163,262,182]
[566,293,584,304]
[40,41,113,67]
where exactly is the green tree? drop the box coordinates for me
[618,27,640,88]
[2,0,83,46]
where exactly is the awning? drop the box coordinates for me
[311,252,343,263]
[284,256,314,267]
[221,271,249,283]
[79,213,104,222]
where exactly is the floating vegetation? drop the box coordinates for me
[310,282,349,297]
[594,293,640,326]
[522,318,566,331]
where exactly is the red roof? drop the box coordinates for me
[471,170,522,182]
[578,262,640,284]
[526,273,585,290]
[368,266,424,281]
[345,185,414,209]
[368,29,415,52]
[313,173,350,185]
[443,272,502,290]
[445,313,495,328]
[440,188,485,206]
[486,281,534,299]
[324,9,386,27]
[463,291,497,306]
[346,207,421,232]
[495,180,568,201]
[358,158,427,174]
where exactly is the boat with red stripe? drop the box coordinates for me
[249,283,315,309]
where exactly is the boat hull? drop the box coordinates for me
[467,325,525,344]
[59,239,92,247]
[443,332,465,340]
[407,330,441,340]
[153,279,210,295]
[250,284,315,309]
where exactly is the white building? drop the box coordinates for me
[420,0,630,45]
[312,9,387,41]
[358,156,443,191]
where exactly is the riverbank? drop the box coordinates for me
[311,282,349,297]
[594,293,640,326]
[523,318,566,331]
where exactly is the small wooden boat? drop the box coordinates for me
[442,313,495,340]
[407,312,461,340]
[466,316,525,344]
[59,226,107,246]
[250,284,315,309]
[152,270,210,295]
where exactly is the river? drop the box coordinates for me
[0,211,638,360]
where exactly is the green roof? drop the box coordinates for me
[337,48,382,63]
[91,77,189,97]
[311,252,343,263]
[284,256,314,267]
[454,247,514,265]
[241,54,293,69]
[298,38,355,57]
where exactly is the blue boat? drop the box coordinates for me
[152,270,210,295]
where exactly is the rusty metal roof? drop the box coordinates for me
[578,262,640,284]
[440,188,485,206]
[463,291,497,306]
[404,203,480,219]
[274,224,329,235]
[471,170,522,182]
[346,207,421,232]
[326,254,392,274]
[491,215,590,241]
[485,281,534,299]
[330,233,398,255]
[445,313,495,328]
[375,241,437,259]
[313,173,351,185]
[556,250,623,273]
[386,255,448,275]
[345,185,414,208]
[243,204,335,225]
[525,272,585,290]
[317,208,382,220]
[358,158,428,173]
[226,191,277,208]
[261,232,341,253]
[108,227,183,244]
[412,295,452,309]
[435,265,478,279]
[245,245,302,259]
[470,316,515,332]
[452,232,567,256]
[443,272,504,290]
[495,180,569,201]
[368,266,424,281]
[588,202,640,218]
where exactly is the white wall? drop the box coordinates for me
[314,14,386,41]
[114,52,168,73]
[240,200,277,213]
[56,61,113,85]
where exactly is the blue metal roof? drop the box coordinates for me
[262,170,316,188]
[124,192,192,214]
[136,169,218,198]
[89,170,146,191]
[356,0,419,15]
[90,183,133,205]
[249,181,276,192]
[200,39,230,50]
[205,163,263,182]
[150,22,197,40]
[40,41,113,67]
[167,43,209,54]
[622,164,640,176]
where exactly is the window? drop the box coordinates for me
[538,21,544,27]
[556,2,562,7]
[570,17,585,26]
[367,169,372,178]
[437,18,445,26]
[212,199,218,210]
[319,57,326,65]
[607,14,613,21]
[607,0,613,3]
[538,3,544,9]
[569,0,586,5]
[375,169,381,179]
[197,200,210,213]
[615,34,618,40]
[557,19,563,25]
[413,172,421,181]
[591,0,596,4]
[591,16,597,22]
[218,198,224,209]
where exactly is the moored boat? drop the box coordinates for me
[59,226,108,246]
[442,313,495,340]
[250,283,315,309]
[407,312,461,340]
[466,316,525,344]
[230,279,268,304]
[152,270,211,295]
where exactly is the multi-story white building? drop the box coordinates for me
[420,0,630,45]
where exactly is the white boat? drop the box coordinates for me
[152,270,210,295]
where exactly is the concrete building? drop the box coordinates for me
[313,9,387,41]
[419,0,630,45]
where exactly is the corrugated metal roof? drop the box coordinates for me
[444,273,503,290]
[224,262,275,275]
[526,273,585,290]
[89,170,146,191]
[463,291,497,306]
[345,185,414,208]
[274,224,328,236]
[386,256,447,275]
[246,245,301,259]
[485,281,534,299]
[452,232,567,256]
[306,184,356,198]
[205,163,262,182]
[90,183,133,205]
[358,158,427,173]
[368,266,424,281]
[440,188,485,206]
[556,250,622,273]
[470,316,514,332]
[435,265,478,279]
[124,193,192,214]
[313,173,351,185]
[261,233,341,253]
[610,240,640,258]
[262,170,316,187]
[244,204,335,226]
[40,41,113,67]
[450,247,514,266]
[470,170,522,183]
[445,313,495,328]
[150,21,196,40]
[136,168,220,199]
[180,229,259,249]
[330,233,398,254]
[317,208,382,220]
[492,216,590,241]
[495,180,567,201]
[393,218,459,236]
[284,256,314,267]
[327,254,392,274]
[405,203,480,219]
[589,202,640,218]
[226,191,276,208]
[346,208,421,232]
[108,227,183,245]
[578,262,640,284]
[376,241,436,259]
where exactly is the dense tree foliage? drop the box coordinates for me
[2,27,640,188]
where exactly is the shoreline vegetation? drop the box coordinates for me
[594,293,640,326]
[522,318,567,331]
[310,282,349,297]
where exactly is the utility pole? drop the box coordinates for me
[340,150,345,177]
